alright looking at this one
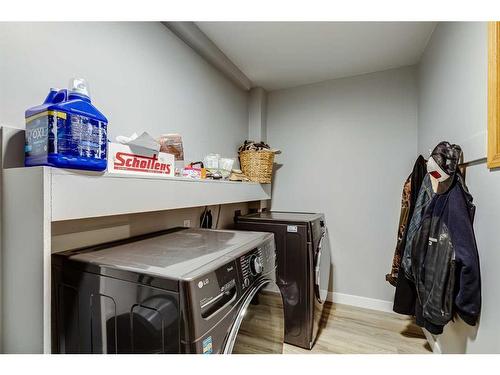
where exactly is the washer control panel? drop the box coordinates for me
[238,238,276,291]
[190,236,277,321]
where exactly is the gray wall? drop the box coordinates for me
[0,24,252,344]
[267,66,418,303]
[0,22,248,162]
[417,22,500,353]
[51,203,252,253]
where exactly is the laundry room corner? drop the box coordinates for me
[0,3,499,368]
[266,66,419,308]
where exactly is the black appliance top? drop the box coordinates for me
[238,211,324,224]
[57,228,273,281]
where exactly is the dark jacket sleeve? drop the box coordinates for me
[448,186,481,325]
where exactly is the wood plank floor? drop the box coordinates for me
[284,301,432,354]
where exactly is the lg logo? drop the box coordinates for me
[198,278,209,288]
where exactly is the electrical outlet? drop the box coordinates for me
[233,209,242,223]
[183,219,191,228]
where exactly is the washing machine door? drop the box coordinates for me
[223,279,284,354]
[314,229,331,304]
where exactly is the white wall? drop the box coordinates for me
[0,22,248,162]
[417,22,500,353]
[267,66,418,304]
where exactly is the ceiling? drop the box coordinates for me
[196,22,436,91]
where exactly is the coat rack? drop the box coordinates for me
[458,156,487,180]
[459,157,487,168]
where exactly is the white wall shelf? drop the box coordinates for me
[6,167,270,222]
[49,168,271,221]
[1,165,271,353]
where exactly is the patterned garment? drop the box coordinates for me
[386,175,411,286]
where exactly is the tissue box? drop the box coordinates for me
[108,142,175,177]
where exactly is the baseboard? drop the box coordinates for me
[422,329,441,354]
[326,291,394,313]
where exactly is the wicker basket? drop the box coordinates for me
[239,149,275,184]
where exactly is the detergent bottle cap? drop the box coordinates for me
[69,78,90,98]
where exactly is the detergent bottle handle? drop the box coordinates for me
[52,89,68,104]
[43,88,59,104]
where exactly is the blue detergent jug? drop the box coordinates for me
[25,78,108,171]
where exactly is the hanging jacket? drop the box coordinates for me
[391,156,427,315]
[401,174,434,280]
[410,173,481,332]
[386,155,427,286]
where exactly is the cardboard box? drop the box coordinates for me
[107,142,175,177]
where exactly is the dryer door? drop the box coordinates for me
[314,229,331,304]
[223,279,284,354]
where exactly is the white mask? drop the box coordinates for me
[427,155,450,182]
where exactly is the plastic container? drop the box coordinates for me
[203,153,220,171]
[25,78,108,171]
[219,157,235,178]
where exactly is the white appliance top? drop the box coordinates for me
[69,228,273,280]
